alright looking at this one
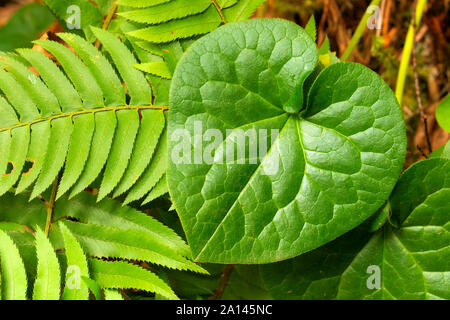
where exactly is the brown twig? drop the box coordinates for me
[382,0,392,38]
[412,0,432,154]
[211,0,227,24]
[209,264,234,300]
[417,144,429,159]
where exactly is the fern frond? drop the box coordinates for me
[53,192,190,257]
[89,259,178,300]
[81,276,102,300]
[118,0,212,25]
[113,110,165,198]
[127,6,221,44]
[223,0,267,22]
[32,228,61,300]
[117,0,172,8]
[142,175,168,205]
[134,61,173,79]
[60,223,90,300]
[0,29,167,206]
[0,230,28,300]
[42,0,103,42]
[59,220,206,274]
[123,127,168,206]
[104,289,124,300]
[119,0,267,119]
[0,192,204,299]
[121,0,266,44]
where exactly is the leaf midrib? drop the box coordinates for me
[0,105,168,133]
[195,114,291,260]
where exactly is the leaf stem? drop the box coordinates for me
[44,174,60,236]
[0,105,168,133]
[95,2,118,48]
[394,0,427,106]
[341,0,382,61]
[411,0,432,154]
[209,264,234,300]
[211,0,227,24]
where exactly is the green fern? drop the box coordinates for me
[0,28,168,206]
[0,229,28,300]
[42,0,108,42]
[0,192,206,300]
[32,228,61,300]
[118,0,267,82]
[120,0,265,43]
[60,223,90,300]
[89,259,178,300]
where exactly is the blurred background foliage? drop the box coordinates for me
[0,0,448,167]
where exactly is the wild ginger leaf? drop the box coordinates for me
[389,158,450,227]
[168,19,406,264]
[260,158,450,300]
[260,223,375,300]
[368,202,390,232]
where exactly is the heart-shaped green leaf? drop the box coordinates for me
[260,158,450,299]
[168,18,406,263]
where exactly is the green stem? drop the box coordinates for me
[211,0,227,24]
[44,174,60,236]
[341,0,382,61]
[0,105,168,133]
[95,1,118,48]
[395,0,427,106]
